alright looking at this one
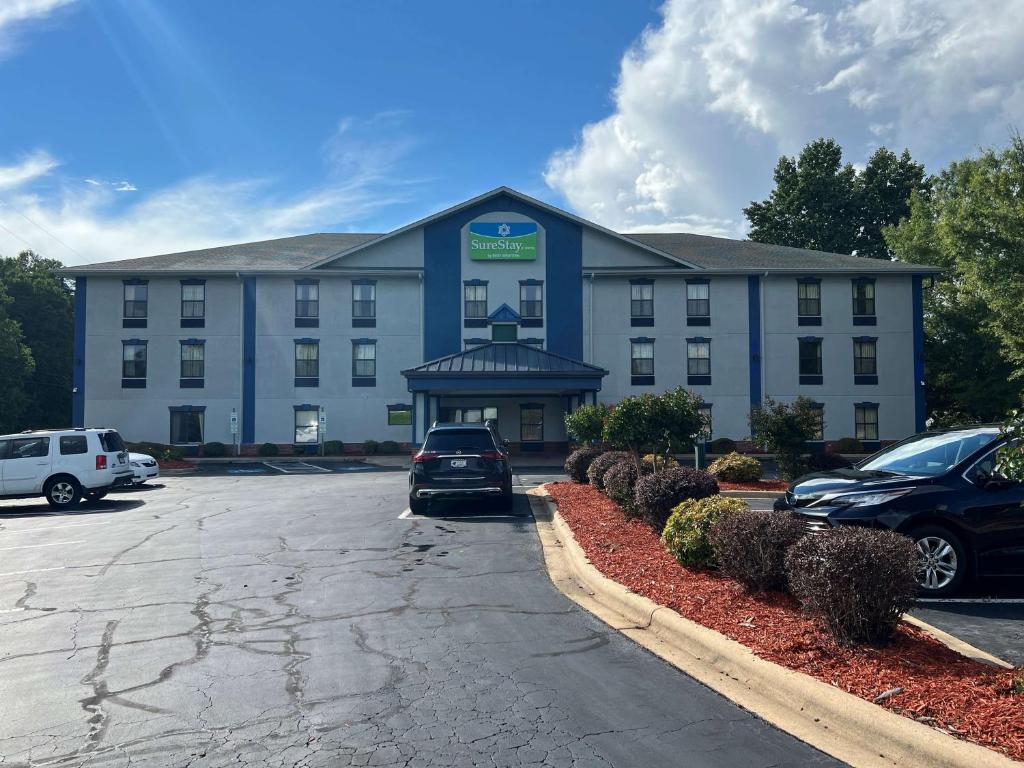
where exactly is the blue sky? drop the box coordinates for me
[1,1,1023,264]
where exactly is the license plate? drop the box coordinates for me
[450,459,467,468]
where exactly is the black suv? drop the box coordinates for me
[775,426,1024,597]
[409,421,513,514]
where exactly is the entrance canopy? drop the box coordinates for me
[401,342,607,393]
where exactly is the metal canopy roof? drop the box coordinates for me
[402,342,607,381]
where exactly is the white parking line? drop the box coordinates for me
[0,566,66,578]
[917,598,1024,605]
[0,540,84,552]
[0,607,25,614]
[398,509,414,519]
[0,521,111,534]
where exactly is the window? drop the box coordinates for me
[295,281,319,327]
[686,280,710,325]
[797,279,821,325]
[295,340,319,386]
[387,404,413,426]
[492,323,517,342]
[852,278,876,324]
[630,281,654,326]
[353,341,376,384]
[170,411,204,444]
[464,283,488,319]
[59,435,88,455]
[630,339,654,385]
[180,281,205,327]
[809,403,824,441]
[698,404,713,441]
[122,341,147,387]
[855,403,879,442]
[180,341,205,386]
[10,437,49,458]
[798,338,822,384]
[520,405,544,443]
[123,281,148,327]
[441,406,499,424]
[352,281,376,327]
[854,337,877,384]
[685,338,711,385]
[519,281,543,324]
[294,408,319,444]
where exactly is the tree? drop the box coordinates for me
[564,402,608,445]
[745,139,928,259]
[0,284,35,433]
[602,388,705,471]
[885,137,1024,419]
[0,251,74,427]
[745,138,860,255]
[749,397,820,480]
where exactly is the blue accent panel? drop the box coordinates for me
[629,277,654,285]
[471,221,537,238]
[520,318,543,328]
[853,316,877,326]
[464,278,489,286]
[411,397,418,444]
[293,403,319,410]
[912,275,926,432]
[295,318,319,328]
[352,318,376,328]
[352,378,376,387]
[121,379,146,389]
[631,375,655,386]
[180,318,205,328]
[169,405,206,412]
[180,278,206,286]
[122,318,147,328]
[687,375,711,386]
[423,191,583,360]
[686,336,710,343]
[242,277,256,443]
[488,303,521,322]
[747,275,762,410]
[799,375,823,385]
[72,277,87,427]
[854,375,878,385]
[686,317,710,326]
[295,378,319,387]
[630,317,654,327]
[630,336,655,343]
[685,277,709,285]
[798,316,822,326]
[180,379,204,389]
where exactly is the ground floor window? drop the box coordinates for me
[387,404,413,425]
[441,406,498,424]
[170,411,203,444]
[520,405,544,443]
[855,403,878,441]
[295,408,319,443]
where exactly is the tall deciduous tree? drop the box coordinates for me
[885,137,1024,419]
[0,283,35,433]
[744,139,927,260]
[0,251,74,428]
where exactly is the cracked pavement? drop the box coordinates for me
[0,473,843,767]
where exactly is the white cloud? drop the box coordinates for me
[546,0,1024,236]
[0,150,58,190]
[0,115,420,265]
[0,0,75,55]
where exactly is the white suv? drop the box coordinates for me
[0,428,135,509]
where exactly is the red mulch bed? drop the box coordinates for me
[718,480,788,492]
[157,459,194,470]
[547,481,1024,761]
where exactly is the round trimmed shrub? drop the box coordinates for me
[323,440,345,456]
[258,442,279,457]
[709,437,737,454]
[710,509,805,592]
[831,437,864,454]
[785,527,918,645]
[662,496,748,567]
[641,453,680,473]
[707,452,763,482]
[587,451,630,491]
[362,440,380,455]
[380,440,400,454]
[564,447,604,484]
[634,467,720,531]
[604,461,646,517]
[806,450,853,472]
[201,441,227,458]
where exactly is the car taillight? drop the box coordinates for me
[95,455,107,470]
[479,451,502,461]
[412,452,436,464]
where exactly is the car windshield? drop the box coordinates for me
[859,428,998,477]
[423,430,496,453]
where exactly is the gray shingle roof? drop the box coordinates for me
[624,233,937,272]
[403,342,607,377]
[69,233,380,272]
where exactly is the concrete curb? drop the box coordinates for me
[526,487,1019,768]
[720,489,785,499]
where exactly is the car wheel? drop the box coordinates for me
[45,477,81,510]
[84,490,108,503]
[909,525,967,597]
[409,495,428,515]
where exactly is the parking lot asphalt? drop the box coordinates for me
[0,472,841,768]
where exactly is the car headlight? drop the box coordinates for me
[812,488,913,508]
[130,461,140,467]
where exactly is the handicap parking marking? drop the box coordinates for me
[264,461,331,474]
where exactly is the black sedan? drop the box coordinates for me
[775,426,1024,597]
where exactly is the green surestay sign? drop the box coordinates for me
[468,222,538,261]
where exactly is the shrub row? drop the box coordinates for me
[586,451,630,490]
[634,467,719,530]
[564,447,604,483]
[707,452,762,482]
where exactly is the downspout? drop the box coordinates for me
[588,272,595,362]
[760,271,768,403]
[419,272,425,362]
